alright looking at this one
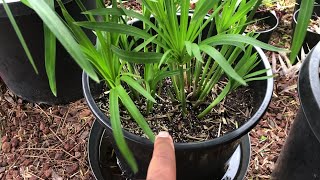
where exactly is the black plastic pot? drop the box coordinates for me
[88,119,251,180]
[295,0,320,11]
[292,0,320,30]
[293,5,320,53]
[82,45,273,179]
[246,11,279,43]
[0,0,95,105]
[271,42,320,179]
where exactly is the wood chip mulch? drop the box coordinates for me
[247,2,300,179]
[246,73,299,179]
[0,82,95,179]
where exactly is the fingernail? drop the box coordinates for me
[158,131,169,138]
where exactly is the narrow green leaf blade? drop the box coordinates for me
[116,86,155,142]
[109,89,138,173]
[84,8,162,36]
[27,0,99,82]
[158,49,173,68]
[191,43,204,63]
[111,46,163,64]
[133,35,158,52]
[1,0,38,74]
[83,7,125,16]
[75,21,166,48]
[200,45,247,85]
[290,0,315,63]
[245,76,273,82]
[192,0,216,22]
[243,69,270,79]
[224,0,257,28]
[20,0,31,8]
[120,76,156,103]
[44,0,57,96]
[185,41,193,56]
[201,34,289,52]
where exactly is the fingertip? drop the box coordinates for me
[155,131,174,149]
[147,132,176,180]
[158,131,170,138]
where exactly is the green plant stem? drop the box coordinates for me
[206,19,216,39]
[197,45,242,103]
[146,96,154,114]
[197,67,221,105]
[186,62,191,91]
[195,60,218,98]
[193,60,202,94]
[171,64,180,98]
[193,56,212,99]
[179,65,187,116]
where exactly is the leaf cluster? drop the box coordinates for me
[2,0,288,172]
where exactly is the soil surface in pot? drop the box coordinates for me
[308,16,320,34]
[246,17,272,32]
[96,80,255,143]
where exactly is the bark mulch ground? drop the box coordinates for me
[246,71,299,179]
[0,83,95,179]
[0,0,300,179]
[247,1,300,179]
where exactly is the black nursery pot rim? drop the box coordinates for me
[252,11,279,34]
[293,5,320,34]
[82,46,273,150]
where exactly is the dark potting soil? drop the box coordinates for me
[96,80,254,143]
[246,17,272,32]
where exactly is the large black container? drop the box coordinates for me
[0,0,95,104]
[246,11,279,43]
[82,46,273,179]
[293,5,320,53]
[271,42,320,179]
